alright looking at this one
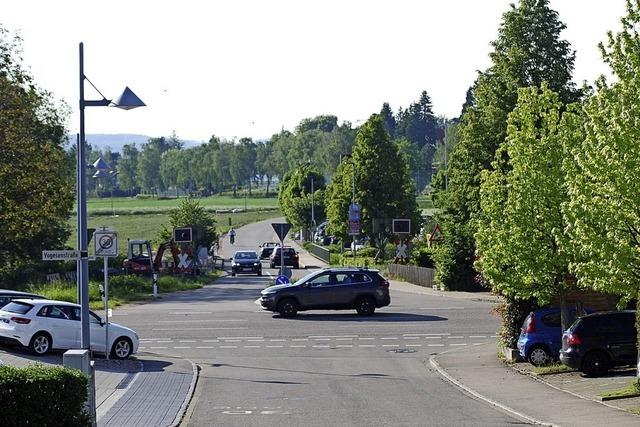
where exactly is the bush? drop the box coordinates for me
[0,364,90,426]
[495,296,537,349]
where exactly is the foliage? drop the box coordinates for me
[277,162,326,229]
[0,364,90,426]
[494,296,537,349]
[325,115,422,247]
[476,86,576,311]
[0,26,74,283]
[156,198,217,248]
[432,0,580,291]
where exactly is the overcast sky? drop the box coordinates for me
[1,0,627,142]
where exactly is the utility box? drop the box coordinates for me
[63,349,91,373]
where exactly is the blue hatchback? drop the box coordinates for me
[517,307,588,366]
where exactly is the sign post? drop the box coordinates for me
[94,229,117,360]
[271,223,292,275]
[348,203,361,260]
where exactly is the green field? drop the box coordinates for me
[67,195,281,255]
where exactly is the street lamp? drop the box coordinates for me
[340,154,357,260]
[77,41,144,353]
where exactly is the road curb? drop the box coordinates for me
[429,348,555,426]
[169,357,199,427]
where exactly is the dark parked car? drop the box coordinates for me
[269,247,299,269]
[517,307,591,366]
[560,310,637,376]
[231,251,262,276]
[258,242,278,259]
[0,290,46,309]
[260,267,390,317]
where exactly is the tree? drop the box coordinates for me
[380,102,396,138]
[563,0,640,375]
[325,115,421,245]
[476,85,578,334]
[118,143,139,194]
[0,26,73,281]
[278,163,326,230]
[157,198,217,250]
[432,0,579,290]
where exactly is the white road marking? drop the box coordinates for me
[312,345,330,348]
[220,345,237,349]
[218,336,264,340]
[406,344,422,347]
[266,345,283,348]
[359,345,376,348]
[428,344,445,347]
[153,327,248,331]
[403,336,420,340]
[269,339,286,342]
[244,345,261,348]
[451,343,468,346]
[223,340,241,342]
[203,339,220,343]
[382,344,400,347]
[179,340,196,343]
[469,335,487,338]
[403,333,450,336]
[381,337,399,340]
[158,319,247,323]
[174,346,191,349]
[358,337,375,341]
[424,336,443,340]
[336,345,353,348]
[248,339,265,342]
[292,338,308,342]
[313,338,331,341]
[308,335,357,338]
[196,346,215,349]
[336,338,353,341]
[290,345,306,348]
[447,336,464,339]
[168,311,212,315]
[419,307,465,310]
[150,346,168,349]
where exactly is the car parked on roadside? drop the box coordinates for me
[260,267,390,317]
[269,247,300,269]
[231,250,262,276]
[258,242,279,259]
[560,310,637,376]
[0,299,139,359]
[517,306,590,366]
[0,289,47,309]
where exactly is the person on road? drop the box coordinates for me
[229,227,236,244]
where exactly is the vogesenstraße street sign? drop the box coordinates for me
[42,250,79,261]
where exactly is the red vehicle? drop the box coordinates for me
[123,239,182,274]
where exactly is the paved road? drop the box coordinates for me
[102,219,527,426]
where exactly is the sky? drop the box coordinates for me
[1,0,627,143]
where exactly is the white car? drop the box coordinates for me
[0,299,139,359]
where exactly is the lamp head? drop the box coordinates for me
[113,86,146,110]
[92,157,111,171]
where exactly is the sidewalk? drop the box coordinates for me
[0,349,196,427]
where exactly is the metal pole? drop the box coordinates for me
[78,42,90,351]
[444,124,448,191]
[311,174,315,239]
[103,256,109,360]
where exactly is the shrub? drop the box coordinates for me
[494,296,537,349]
[0,364,90,426]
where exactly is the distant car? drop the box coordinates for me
[0,299,139,359]
[269,247,300,269]
[517,307,591,366]
[231,251,262,276]
[0,290,47,309]
[560,310,637,376]
[260,267,390,317]
[258,242,279,259]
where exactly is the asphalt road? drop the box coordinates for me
[108,220,526,426]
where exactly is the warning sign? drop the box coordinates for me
[428,224,444,243]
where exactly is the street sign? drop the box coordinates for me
[429,223,444,243]
[42,250,79,261]
[94,231,118,257]
[348,203,361,221]
[348,220,360,236]
[271,223,292,241]
[174,227,193,243]
[275,275,290,285]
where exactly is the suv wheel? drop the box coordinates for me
[527,345,552,366]
[30,332,52,356]
[581,350,610,376]
[355,297,375,316]
[111,337,133,359]
[277,299,298,317]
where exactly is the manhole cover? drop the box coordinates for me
[387,348,417,354]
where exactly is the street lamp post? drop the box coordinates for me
[77,41,144,353]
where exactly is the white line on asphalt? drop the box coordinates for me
[403,333,450,336]
[152,327,249,331]
[244,345,261,348]
[150,346,168,349]
[336,345,353,348]
[179,340,196,343]
[450,343,467,346]
[359,345,376,348]
[139,347,146,349]
[219,345,237,349]
[382,344,400,347]
[358,337,375,340]
[403,337,420,340]
[381,337,399,340]
[406,344,422,347]
[447,336,464,339]
[424,336,443,340]
[308,335,358,338]
[202,339,220,343]
[419,307,465,310]
[427,344,445,347]
[168,312,212,315]
[469,335,487,338]
[158,319,248,323]
[196,346,215,349]
[266,345,283,348]
[290,345,306,348]
[490,335,498,338]
[174,346,191,349]
[312,345,330,348]
[335,338,353,341]
[222,340,240,342]
[248,339,265,342]
[269,339,286,342]
[218,336,264,340]
[313,338,331,341]
[292,338,309,341]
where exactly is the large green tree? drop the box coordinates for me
[278,163,326,230]
[432,0,579,290]
[0,27,73,281]
[325,115,421,245]
[563,0,640,374]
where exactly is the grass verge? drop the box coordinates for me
[27,272,218,311]
[532,363,574,375]
[599,380,640,401]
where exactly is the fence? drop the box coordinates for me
[388,264,436,288]
[309,244,331,264]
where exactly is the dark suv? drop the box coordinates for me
[560,310,637,376]
[260,267,390,317]
[269,247,299,269]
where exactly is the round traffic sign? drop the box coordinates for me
[99,235,114,250]
[275,275,290,285]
